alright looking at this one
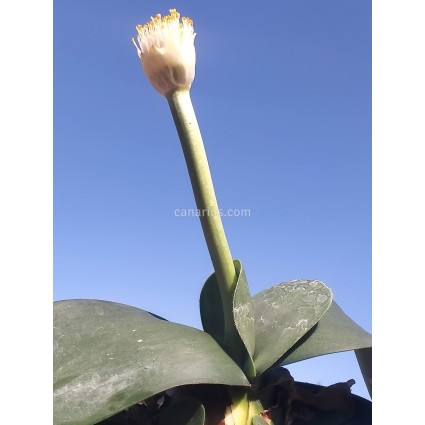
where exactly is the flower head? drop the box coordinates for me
[132,9,196,96]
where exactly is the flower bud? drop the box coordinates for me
[132,9,196,96]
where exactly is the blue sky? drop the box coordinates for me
[54,0,371,399]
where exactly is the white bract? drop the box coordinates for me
[132,9,196,96]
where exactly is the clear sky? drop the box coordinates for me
[54,0,372,399]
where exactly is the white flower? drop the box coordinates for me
[132,9,196,96]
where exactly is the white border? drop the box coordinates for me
[373,0,424,422]
[0,0,53,418]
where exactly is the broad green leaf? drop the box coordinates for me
[233,260,255,358]
[199,271,224,347]
[278,301,372,366]
[252,280,333,375]
[200,260,256,379]
[54,300,249,425]
[158,397,205,425]
[355,347,372,397]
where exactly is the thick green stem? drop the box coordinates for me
[166,89,236,316]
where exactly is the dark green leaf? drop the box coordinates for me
[158,397,205,425]
[54,300,249,425]
[252,280,333,375]
[199,272,224,347]
[233,260,255,359]
[278,301,371,366]
[200,260,256,379]
[355,347,372,397]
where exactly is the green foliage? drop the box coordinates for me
[53,266,372,424]
[355,347,372,397]
[250,280,333,374]
[53,300,249,425]
[200,260,256,379]
[157,397,205,425]
[277,301,372,366]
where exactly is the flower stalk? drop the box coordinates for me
[167,89,236,290]
[166,89,237,312]
[133,10,239,354]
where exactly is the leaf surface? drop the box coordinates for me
[158,397,205,425]
[200,260,256,378]
[54,300,249,425]
[252,280,332,374]
[279,301,372,366]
